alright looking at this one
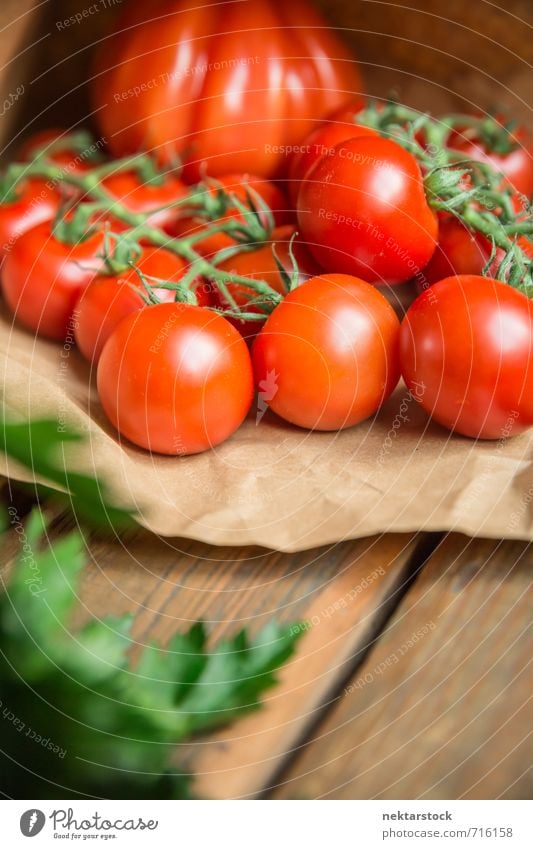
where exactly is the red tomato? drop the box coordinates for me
[297,136,438,285]
[92,0,362,178]
[213,225,320,340]
[400,275,533,439]
[1,222,104,340]
[451,124,533,197]
[97,302,254,454]
[74,246,210,364]
[172,174,291,258]
[18,128,95,175]
[0,179,60,263]
[421,211,533,289]
[325,97,366,125]
[288,122,377,204]
[252,274,400,430]
[101,169,188,235]
[421,214,497,285]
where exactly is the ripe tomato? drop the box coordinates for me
[0,179,60,262]
[1,222,104,340]
[101,169,188,235]
[400,275,533,439]
[421,215,496,286]
[75,246,210,364]
[18,128,93,169]
[451,125,533,197]
[172,174,291,258]
[421,211,533,289]
[213,225,320,340]
[297,136,438,285]
[288,122,377,204]
[252,274,400,430]
[92,0,361,178]
[97,302,254,454]
[325,97,366,125]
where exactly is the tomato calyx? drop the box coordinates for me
[350,100,533,294]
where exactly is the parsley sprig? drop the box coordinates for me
[0,508,302,798]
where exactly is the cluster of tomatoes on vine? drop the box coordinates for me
[1,99,532,455]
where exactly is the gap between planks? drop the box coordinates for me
[180,533,439,800]
[270,535,532,800]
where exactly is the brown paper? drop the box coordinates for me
[1,306,532,550]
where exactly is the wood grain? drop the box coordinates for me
[1,512,421,798]
[271,534,532,800]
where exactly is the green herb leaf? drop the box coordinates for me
[0,509,303,799]
[0,417,134,529]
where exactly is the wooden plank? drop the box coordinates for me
[175,534,424,799]
[272,535,532,800]
[1,505,421,799]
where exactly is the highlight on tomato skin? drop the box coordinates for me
[0,179,61,264]
[400,275,533,440]
[1,222,106,341]
[296,136,438,286]
[96,302,255,455]
[252,274,401,431]
[91,0,362,178]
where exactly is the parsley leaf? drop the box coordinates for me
[0,417,133,529]
[0,509,303,799]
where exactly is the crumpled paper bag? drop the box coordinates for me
[1,306,532,551]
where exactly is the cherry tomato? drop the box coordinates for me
[1,222,104,340]
[172,174,291,258]
[101,169,188,235]
[92,0,361,177]
[97,302,254,454]
[325,97,366,125]
[297,136,438,285]
[421,210,533,289]
[0,179,60,263]
[18,129,92,170]
[400,275,533,439]
[213,225,320,340]
[451,125,533,197]
[288,122,377,204]
[75,246,210,364]
[252,273,400,430]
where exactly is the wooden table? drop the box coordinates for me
[7,511,528,800]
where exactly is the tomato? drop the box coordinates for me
[421,214,495,286]
[297,136,438,285]
[172,174,291,258]
[451,125,533,197]
[74,246,210,364]
[288,122,377,204]
[252,274,400,430]
[213,225,320,340]
[97,302,254,454]
[1,222,104,340]
[92,0,361,178]
[0,179,60,263]
[421,209,533,289]
[101,169,188,235]
[325,97,366,125]
[400,275,533,439]
[18,129,92,169]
